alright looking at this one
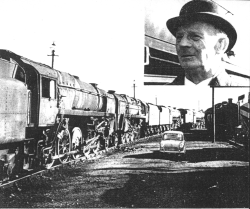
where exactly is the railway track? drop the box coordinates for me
[0,135,159,190]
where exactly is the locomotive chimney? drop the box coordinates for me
[90,83,98,88]
[108,90,116,94]
[222,101,227,106]
[228,98,233,104]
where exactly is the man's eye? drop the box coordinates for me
[176,35,183,41]
[191,35,201,41]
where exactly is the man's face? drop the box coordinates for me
[175,22,220,71]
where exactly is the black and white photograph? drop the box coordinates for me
[0,0,249,208]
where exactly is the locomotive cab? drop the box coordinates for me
[0,50,58,127]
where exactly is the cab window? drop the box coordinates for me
[0,58,17,78]
[15,66,26,83]
[42,77,56,99]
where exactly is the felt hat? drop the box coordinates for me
[166,0,237,52]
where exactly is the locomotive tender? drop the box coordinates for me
[0,49,187,182]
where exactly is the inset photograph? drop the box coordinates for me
[144,0,250,86]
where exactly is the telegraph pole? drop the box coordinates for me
[47,42,58,69]
[212,87,215,143]
[133,80,137,98]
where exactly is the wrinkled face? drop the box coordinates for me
[176,22,220,71]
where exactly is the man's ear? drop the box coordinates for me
[215,37,229,54]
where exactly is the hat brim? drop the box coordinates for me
[166,12,237,52]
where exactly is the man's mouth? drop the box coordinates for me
[181,55,194,58]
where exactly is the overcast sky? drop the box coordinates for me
[1,0,249,111]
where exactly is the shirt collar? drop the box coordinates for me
[184,69,232,86]
[185,76,212,86]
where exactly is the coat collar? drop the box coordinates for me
[208,69,233,86]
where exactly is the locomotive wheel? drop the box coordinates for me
[57,129,70,164]
[71,127,82,160]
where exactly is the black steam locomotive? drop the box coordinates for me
[0,49,188,182]
[205,96,250,144]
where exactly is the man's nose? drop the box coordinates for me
[177,36,192,47]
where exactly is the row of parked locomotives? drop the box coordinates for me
[0,49,183,182]
[205,97,250,145]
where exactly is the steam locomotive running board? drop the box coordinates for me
[59,109,115,117]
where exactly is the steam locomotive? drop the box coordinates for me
[205,95,250,144]
[0,49,188,182]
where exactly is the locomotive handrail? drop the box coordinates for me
[57,83,114,99]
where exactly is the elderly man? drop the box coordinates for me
[167,0,249,86]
